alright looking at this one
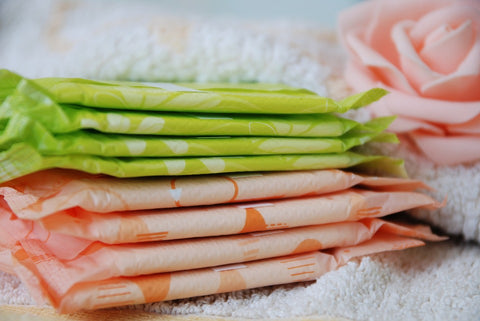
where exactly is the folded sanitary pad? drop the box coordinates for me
[0,69,401,182]
[31,75,387,114]
[55,233,430,313]
[0,114,394,157]
[3,90,362,137]
[0,169,427,220]
[37,189,440,243]
[0,70,445,315]
[0,210,443,313]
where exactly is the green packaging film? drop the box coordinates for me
[0,69,388,114]
[1,88,360,137]
[32,76,388,114]
[0,112,395,157]
[0,69,403,182]
[0,143,403,183]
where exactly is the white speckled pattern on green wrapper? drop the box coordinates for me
[0,69,400,182]
[0,143,404,183]
[0,69,388,115]
[32,77,388,114]
[2,89,363,137]
[0,113,395,157]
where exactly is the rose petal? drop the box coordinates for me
[339,0,452,66]
[447,114,480,134]
[421,35,480,100]
[411,132,480,165]
[386,115,445,135]
[410,4,480,48]
[422,24,452,48]
[375,88,480,124]
[391,19,480,100]
[420,20,474,74]
[346,61,480,125]
[363,0,451,66]
[368,96,445,134]
[391,21,441,92]
[346,33,417,94]
[421,73,480,101]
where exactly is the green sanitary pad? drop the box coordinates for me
[0,143,402,183]
[1,85,360,137]
[0,113,395,157]
[0,69,403,182]
[0,69,387,114]
[32,76,387,114]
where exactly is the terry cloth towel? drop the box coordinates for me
[2,0,477,244]
[0,0,479,320]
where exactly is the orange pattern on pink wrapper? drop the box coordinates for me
[279,254,318,280]
[237,238,260,246]
[92,299,136,310]
[290,271,315,277]
[132,273,171,303]
[267,222,288,229]
[170,179,181,207]
[96,291,132,299]
[88,278,137,310]
[135,231,169,242]
[279,255,315,264]
[116,215,153,242]
[98,283,128,291]
[222,176,239,202]
[290,239,323,255]
[287,263,316,270]
[217,269,247,294]
[13,247,29,262]
[11,244,61,307]
[29,253,55,265]
[240,208,268,233]
[243,248,260,261]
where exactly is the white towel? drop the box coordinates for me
[2,241,479,320]
[0,0,479,319]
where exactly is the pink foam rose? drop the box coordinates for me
[339,0,480,165]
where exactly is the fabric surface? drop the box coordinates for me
[0,0,479,320]
[1,240,479,320]
[0,306,351,321]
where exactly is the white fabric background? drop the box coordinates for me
[1,0,479,319]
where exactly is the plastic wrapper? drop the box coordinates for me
[56,233,432,313]
[0,216,444,313]
[2,89,362,137]
[36,189,440,243]
[21,72,388,114]
[0,169,425,220]
[0,142,405,184]
[0,113,394,157]
[0,88,359,137]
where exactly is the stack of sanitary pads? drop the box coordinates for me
[0,70,444,313]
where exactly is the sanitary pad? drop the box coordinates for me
[0,69,445,315]
[0,212,443,313]
[0,169,426,220]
